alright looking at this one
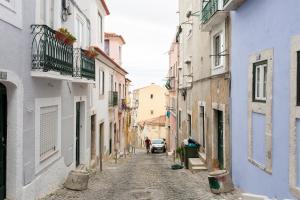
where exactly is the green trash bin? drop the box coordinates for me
[183,145,199,169]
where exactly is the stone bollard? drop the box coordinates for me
[64,170,90,191]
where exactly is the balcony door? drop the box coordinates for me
[0,83,7,200]
[40,0,55,28]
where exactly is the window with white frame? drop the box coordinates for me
[214,34,221,67]
[35,97,61,172]
[105,39,110,55]
[40,105,58,161]
[98,13,103,44]
[0,0,22,28]
[119,46,122,64]
[253,61,267,102]
[87,24,91,47]
[99,70,105,96]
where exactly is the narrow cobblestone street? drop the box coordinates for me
[42,150,241,200]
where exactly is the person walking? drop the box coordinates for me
[145,137,151,154]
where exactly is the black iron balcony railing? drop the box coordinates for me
[109,91,118,107]
[31,25,73,76]
[202,0,219,24]
[223,0,230,5]
[74,48,95,80]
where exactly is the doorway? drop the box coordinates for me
[216,110,224,169]
[199,106,205,152]
[75,102,80,167]
[109,122,112,154]
[99,123,104,161]
[90,115,96,167]
[188,114,191,137]
[0,83,7,200]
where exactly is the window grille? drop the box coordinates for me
[40,105,58,161]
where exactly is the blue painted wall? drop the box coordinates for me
[231,0,300,199]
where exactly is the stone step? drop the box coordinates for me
[192,166,207,170]
[198,152,207,164]
[189,158,205,166]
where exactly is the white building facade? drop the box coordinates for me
[0,0,110,199]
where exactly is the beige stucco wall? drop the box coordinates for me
[135,84,167,123]
[142,125,167,141]
[177,0,231,171]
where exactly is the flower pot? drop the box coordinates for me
[55,31,67,43]
[65,37,75,46]
[84,50,97,59]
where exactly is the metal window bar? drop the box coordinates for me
[202,0,219,24]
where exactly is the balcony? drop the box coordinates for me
[73,48,95,83]
[223,0,245,11]
[119,99,127,111]
[201,0,228,31]
[109,91,118,107]
[31,25,73,80]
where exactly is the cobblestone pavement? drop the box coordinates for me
[41,150,241,200]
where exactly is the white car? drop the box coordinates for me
[151,139,166,153]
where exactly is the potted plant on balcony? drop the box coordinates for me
[84,47,99,59]
[65,32,76,45]
[55,28,76,45]
[55,28,68,43]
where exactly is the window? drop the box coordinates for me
[40,105,58,161]
[35,97,61,172]
[122,84,125,98]
[150,110,154,115]
[110,75,113,91]
[99,70,105,95]
[39,0,54,28]
[150,94,153,99]
[76,17,84,47]
[188,114,191,137]
[297,51,300,106]
[119,46,122,64]
[214,34,221,66]
[105,39,110,55]
[199,106,205,149]
[98,13,103,44]
[0,0,22,28]
[253,61,267,102]
[179,110,181,128]
[87,24,91,47]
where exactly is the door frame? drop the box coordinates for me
[0,83,7,200]
[212,103,227,170]
[198,101,207,155]
[74,96,87,167]
[90,114,96,166]
[0,71,24,199]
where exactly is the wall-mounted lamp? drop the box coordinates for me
[186,10,201,18]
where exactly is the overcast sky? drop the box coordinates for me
[105,0,178,90]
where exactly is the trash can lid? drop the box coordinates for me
[208,170,227,176]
